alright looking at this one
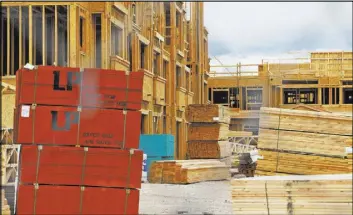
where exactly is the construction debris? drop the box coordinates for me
[148,160,230,184]
[231,174,353,215]
[256,107,353,175]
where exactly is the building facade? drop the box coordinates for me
[208,51,353,135]
[0,2,210,159]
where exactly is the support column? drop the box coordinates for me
[318,88,322,105]
[329,88,332,105]
[279,87,283,106]
[339,87,344,105]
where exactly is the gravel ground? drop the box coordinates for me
[139,181,233,215]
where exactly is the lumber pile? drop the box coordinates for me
[1,189,11,215]
[187,104,231,159]
[231,174,353,215]
[186,104,230,123]
[148,160,230,184]
[188,123,229,141]
[257,107,353,175]
[187,141,232,159]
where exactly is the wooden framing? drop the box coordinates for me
[209,52,353,135]
[1,2,209,160]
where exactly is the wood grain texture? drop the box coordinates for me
[188,123,229,141]
[148,160,230,184]
[231,174,353,215]
[186,104,230,123]
[258,128,350,157]
[259,107,353,136]
[256,150,352,175]
[187,141,232,159]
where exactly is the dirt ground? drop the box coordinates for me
[139,181,233,215]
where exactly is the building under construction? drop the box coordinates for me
[1,2,210,160]
[208,51,353,135]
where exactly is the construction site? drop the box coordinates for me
[1,1,352,215]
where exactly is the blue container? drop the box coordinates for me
[146,156,174,176]
[139,134,175,157]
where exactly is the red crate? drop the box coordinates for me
[19,145,143,189]
[15,105,141,148]
[16,66,144,110]
[16,184,139,214]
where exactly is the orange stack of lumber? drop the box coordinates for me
[256,107,352,176]
[187,105,231,159]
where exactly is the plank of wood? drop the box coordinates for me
[258,128,350,157]
[148,159,230,184]
[231,174,353,215]
[187,141,232,159]
[259,107,353,135]
[186,104,230,123]
[188,123,229,141]
[228,131,253,137]
[256,150,351,175]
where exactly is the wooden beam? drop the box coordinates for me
[54,5,58,65]
[29,5,32,64]
[19,7,22,68]
[7,7,10,76]
[318,88,322,105]
[42,5,46,65]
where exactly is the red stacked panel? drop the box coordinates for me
[16,66,144,110]
[16,185,139,214]
[15,66,144,214]
[19,145,143,188]
[15,105,140,148]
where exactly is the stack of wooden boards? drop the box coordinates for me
[148,160,230,184]
[231,174,353,215]
[186,104,231,159]
[1,189,11,215]
[14,66,144,214]
[257,107,353,175]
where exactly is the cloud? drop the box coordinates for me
[204,2,353,67]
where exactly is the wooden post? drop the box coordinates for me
[318,88,322,105]
[339,87,343,105]
[329,88,332,105]
[7,7,10,75]
[42,5,46,65]
[19,7,22,68]
[279,87,283,106]
[29,5,32,64]
[54,5,58,65]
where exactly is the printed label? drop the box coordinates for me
[213,117,220,121]
[21,105,30,117]
[345,147,353,154]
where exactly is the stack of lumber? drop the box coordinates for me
[186,104,230,123]
[187,141,232,159]
[148,160,230,184]
[187,104,231,159]
[346,139,352,172]
[231,174,353,215]
[1,189,11,215]
[257,107,353,175]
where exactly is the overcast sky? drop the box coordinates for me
[204,2,352,70]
